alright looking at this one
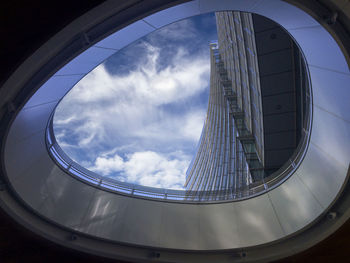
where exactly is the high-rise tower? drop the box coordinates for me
[185,11,264,197]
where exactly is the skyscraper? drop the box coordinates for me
[185,11,264,197]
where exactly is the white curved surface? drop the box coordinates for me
[3,0,350,251]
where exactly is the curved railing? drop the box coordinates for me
[46,88,311,203]
[45,48,312,204]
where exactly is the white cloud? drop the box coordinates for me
[64,44,209,106]
[54,40,210,189]
[154,18,198,41]
[55,42,209,150]
[181,110,206,141]
[93,154,124,175]
[90,151,189,189]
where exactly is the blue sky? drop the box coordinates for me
[53,13,217,189]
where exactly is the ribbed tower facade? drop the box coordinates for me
[185,11,264,196]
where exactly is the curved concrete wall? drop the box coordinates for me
[3,0,350,255]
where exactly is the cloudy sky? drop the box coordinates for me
[53,13,217,189]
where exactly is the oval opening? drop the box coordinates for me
[48,11,311,201]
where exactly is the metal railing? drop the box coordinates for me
[45,42,312,203]
[46,87,311,203]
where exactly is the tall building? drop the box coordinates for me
[185,11,264,195]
